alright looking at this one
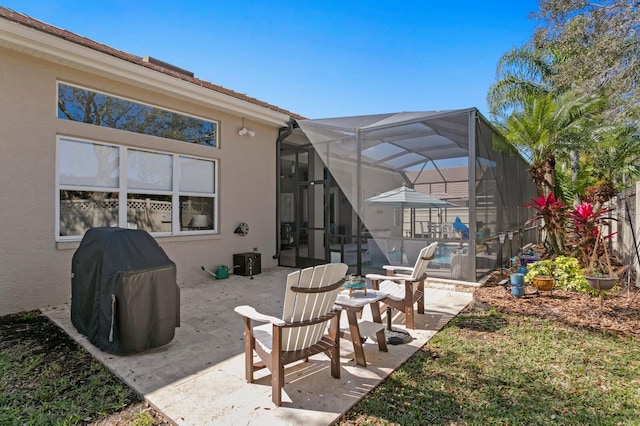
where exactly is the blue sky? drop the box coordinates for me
[4,1,540,119]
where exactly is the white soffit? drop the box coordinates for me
[0,19,290,127]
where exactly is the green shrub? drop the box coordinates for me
[524,256,595,294]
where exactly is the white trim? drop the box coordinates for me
[0,19,290,126]
[118,147,127,230]
[54,139,61,239]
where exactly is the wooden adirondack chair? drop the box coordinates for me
[365,242,438,329]
[234,263,348,405]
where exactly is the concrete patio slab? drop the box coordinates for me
[42,267,472,425]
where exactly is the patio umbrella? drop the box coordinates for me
[364,185,457,209]
[427,192,459,200]
[365,185,457,243]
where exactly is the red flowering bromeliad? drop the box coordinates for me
[568,201,615,268]
[524,193,568,255]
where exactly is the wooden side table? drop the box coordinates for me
[334,289,388,366]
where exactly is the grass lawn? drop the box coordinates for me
[0,311,161,426]
[340,307,640,425]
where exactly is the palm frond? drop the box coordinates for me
[488,46,556,118]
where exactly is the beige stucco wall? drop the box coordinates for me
[0,48,280,315]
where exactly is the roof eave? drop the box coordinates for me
[0,18,290,127]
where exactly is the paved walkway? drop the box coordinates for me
[43,267,472,425]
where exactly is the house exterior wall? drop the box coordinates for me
[0,48,280,315]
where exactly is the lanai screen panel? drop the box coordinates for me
[297,111,471,232]
[297,111,473,273]
[475,117,537,278]
[296,109,535,279]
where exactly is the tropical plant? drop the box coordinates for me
[524,258,554,281]
[550,106,616,202]
[486,46,559,120]
[583,125,640,206]
[525,256,593,294]
[489,1,640,202]
[562,198,618,287]
[554,161,594,205]
[552,256,591,292]
[524,192,568,255]
[494,91,604,197]
[566,201,612,267]
[487,43,604,202]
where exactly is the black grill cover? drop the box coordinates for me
[71,227,180,355]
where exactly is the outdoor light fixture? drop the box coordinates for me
[238,117,255,138]
[238,127,255,137]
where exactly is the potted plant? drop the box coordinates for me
[524,258,555,292]
[584,261,617,308]
[525,256,595,294]
[583,267,617,291]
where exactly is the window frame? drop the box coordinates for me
[55,135,218,241]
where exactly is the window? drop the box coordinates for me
[57,82,218,147]
[56,137,217,240]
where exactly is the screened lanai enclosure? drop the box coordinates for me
[276,108,538,281]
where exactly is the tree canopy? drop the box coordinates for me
[488,0,640,206]
[532,0,640,121]
[495,91,604,196]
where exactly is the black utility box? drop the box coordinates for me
[234,252,261,276]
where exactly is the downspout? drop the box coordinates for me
[273,118,296,260]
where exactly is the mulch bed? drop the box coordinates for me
[474,270,640,338]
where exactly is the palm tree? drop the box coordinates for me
[494,91,603,254]
[495,91,603,197]
[552,105,616,204]
[489,44,639,210]
[554,161,592,205]
[487,45,590,204]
